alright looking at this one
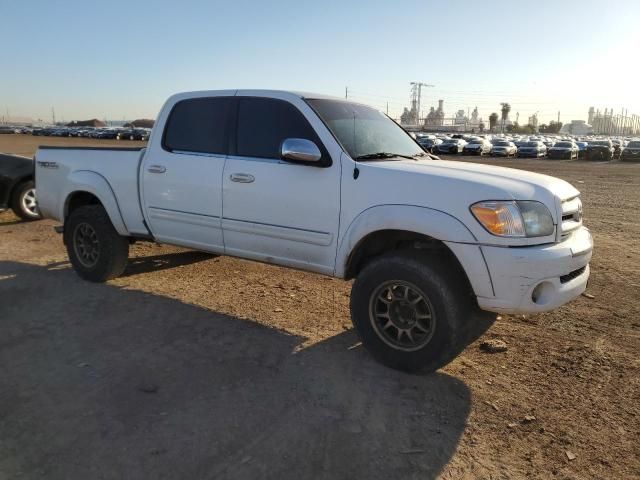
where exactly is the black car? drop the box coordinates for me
[96,129,119,139]
[547,141,579,160]
[0,153,41,220]
[416,137,442,153]
[116,129,136,140]
[133,129,151,141]
[620,140,640,162]
[585,140,615,161]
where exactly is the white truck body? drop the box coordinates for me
[35,90,592,316]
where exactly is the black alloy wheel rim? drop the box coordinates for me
[369,281,436,351]
[73,222,100,268]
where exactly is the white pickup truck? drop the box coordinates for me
[35,90,593,372]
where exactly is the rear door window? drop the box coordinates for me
[163,97,231,154]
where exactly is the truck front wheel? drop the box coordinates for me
[64,205,129,282]
[350,252,474,373]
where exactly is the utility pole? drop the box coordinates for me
[410,82,434,125]
[386,102,389,115]
[52,107,56,126]
[345,86,348,100]
[557,111,560,124]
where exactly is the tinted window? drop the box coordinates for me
[236,97,323,160]
[164,97,231,154]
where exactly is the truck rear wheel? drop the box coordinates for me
[350,252,477,373]
[64,205,129,282]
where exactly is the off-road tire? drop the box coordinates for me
[350,251,489,373]
[10,180,41,221]
[64,205,129,282]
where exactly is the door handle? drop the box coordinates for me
[147,165,166,174]
[230,173,255,183]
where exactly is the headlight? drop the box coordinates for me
[470,200,554,237]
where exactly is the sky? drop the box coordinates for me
[1,0,639,125]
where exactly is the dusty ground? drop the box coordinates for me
[0,134,638,479]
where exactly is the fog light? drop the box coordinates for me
[531,281,554,306]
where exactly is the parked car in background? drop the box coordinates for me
[416,136,442,153]
[34,89,593,373]
[463,138,492,155]
[620,140,640,161]
[547,141,579,160]
[435,138,466,154]
[132,128,151,141]
[490,141,517,157]
[585,140,614,161]
[517,141,547,158]
[542,139,556,151]
[575,142,589,159]
[611,139,623,159]
[117,129,137,140]
[96,129,119,139]
[0,153,41,220]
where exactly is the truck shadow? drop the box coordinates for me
[121,250,217,277]
[0,261,471,480]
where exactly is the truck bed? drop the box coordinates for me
[35,146,148,235]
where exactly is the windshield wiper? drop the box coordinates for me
[354,152,416,161]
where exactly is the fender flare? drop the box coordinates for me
[334,204,494,298]
[61,170,128,236]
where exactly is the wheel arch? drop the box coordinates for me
[62,171,128,235]
[336,205,494,298]
[9,174,34,197]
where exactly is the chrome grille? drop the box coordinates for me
[561,196,582,235]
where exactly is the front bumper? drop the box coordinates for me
[548,151,571,159]
[476,226,593,314]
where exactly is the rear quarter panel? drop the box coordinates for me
[35,147,147,235]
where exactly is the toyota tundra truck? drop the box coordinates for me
[34,90,593,372]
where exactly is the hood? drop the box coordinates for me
[379,159,577,198]
[349,159,579,246]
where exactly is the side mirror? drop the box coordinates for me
[281,138,322,163]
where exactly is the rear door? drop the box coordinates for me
[141,94,232,252]
[221,96,341,275]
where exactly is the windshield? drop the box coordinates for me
[524,142,539,147]
[590,141,611,146]
[306,99,424,159]
[494,141,511,146]
[627,141,640,148]
[555,142,573,147]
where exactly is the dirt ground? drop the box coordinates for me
[1,134,638,479]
